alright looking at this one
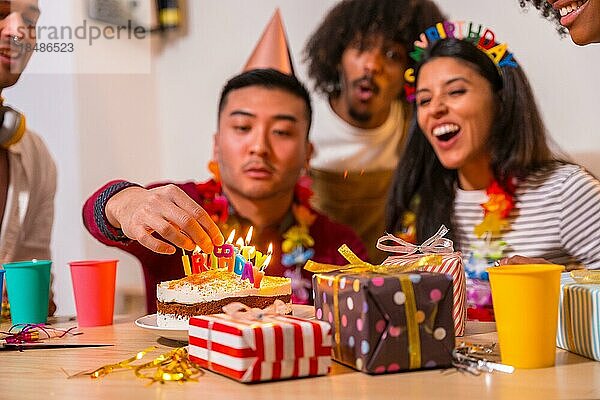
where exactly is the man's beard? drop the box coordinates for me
[348,107,372,124]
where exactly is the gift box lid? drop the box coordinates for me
[189,314,332,363]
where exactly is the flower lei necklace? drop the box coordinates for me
[467,178,516,269]
[199,162,316,303]
[398,178,516,248]
[474,180,515,239]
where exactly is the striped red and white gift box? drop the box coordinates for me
[189,314,332,382]
[382,252,467,336]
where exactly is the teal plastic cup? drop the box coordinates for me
[3,260,52,324]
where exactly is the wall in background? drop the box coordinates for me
[4,0,599,316]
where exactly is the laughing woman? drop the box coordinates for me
[386,31,600,319]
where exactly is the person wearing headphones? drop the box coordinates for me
[0,0,57,317]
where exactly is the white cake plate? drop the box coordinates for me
[135,304,315,342]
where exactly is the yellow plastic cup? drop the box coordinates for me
[487,264,564,369]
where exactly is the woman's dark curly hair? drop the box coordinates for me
[304,0,445,98]
[518,0,567,36]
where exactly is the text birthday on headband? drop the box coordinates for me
[404,21,518,101]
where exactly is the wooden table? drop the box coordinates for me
[1,317,599,400]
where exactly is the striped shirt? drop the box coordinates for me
[454,164,600,269]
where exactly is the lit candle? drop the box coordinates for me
[181,248,192,276]
[252,268,264,288]
[234,253,247,276]
[235,237,251,274]
[254,250,265,268]
[214,243,235,271]
[259,243,273,272]
[240,227,256,264]
[242,246,255,262]
[220,257,234,272]
[226,229,236,245]
[241,261,254,283]
[217,229,236,271]
[261,253,272,272]
[235,237,245,250]
[244,226,254,246]
[252,249,267,268]
[191,246,208,273]
[214,243,234,257]
[209,253,218,269]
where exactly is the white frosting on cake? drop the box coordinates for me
[156,269,291,304]
[157,313,189,330]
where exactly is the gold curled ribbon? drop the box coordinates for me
[134,347,203,384]
[570,270,600,284]
[81,346,202,384]
[89,346,157,378]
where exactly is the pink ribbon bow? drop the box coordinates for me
[222,299,291,321]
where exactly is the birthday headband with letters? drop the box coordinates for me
[404,21,518,102]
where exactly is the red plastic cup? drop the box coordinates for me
[69,260,118,327]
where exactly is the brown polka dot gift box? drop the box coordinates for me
[306,248,455,374]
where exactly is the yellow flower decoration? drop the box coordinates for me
[282,225,315,253]
[474,212,509,238]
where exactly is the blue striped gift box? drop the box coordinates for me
[556,273,600,361]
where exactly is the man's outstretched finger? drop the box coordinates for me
[160,206,215,252]
[170,192,224,246]
[129,214,196,251]
[149,216,197,251]
[135,231,177,254]
[193,206,224,246]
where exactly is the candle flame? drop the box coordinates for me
[262,254,272,271]
[193,245,202,254]
[236,237,245,248]
[245,226,254,245]
[226,229,236,244]
[267,243,273,255]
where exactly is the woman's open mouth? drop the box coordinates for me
[432,123,460,142]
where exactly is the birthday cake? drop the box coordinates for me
[156,269,292,328]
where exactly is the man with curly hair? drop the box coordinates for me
[304,0,444,262]
[518,0,599,45]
